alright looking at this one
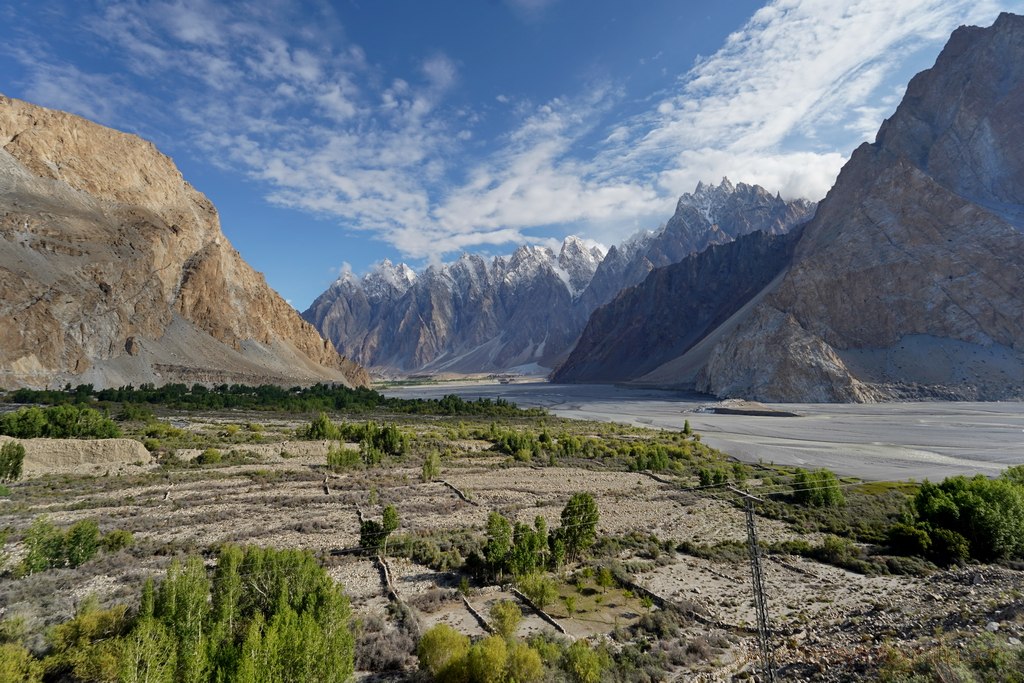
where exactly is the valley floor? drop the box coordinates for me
[384,382,1024,481]
[1,407,1022,681]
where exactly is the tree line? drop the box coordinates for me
[3,383,544,417]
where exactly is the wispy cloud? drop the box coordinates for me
[602,0,1014,200]
[3,0,1016,263]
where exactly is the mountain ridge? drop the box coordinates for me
[305,178,815,375]
[0,95,369,389]
[623,13,1024,402]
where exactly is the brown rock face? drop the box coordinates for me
[697,13,1024,402]
[0,95,368,389]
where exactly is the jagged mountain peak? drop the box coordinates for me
[307,181,814,375]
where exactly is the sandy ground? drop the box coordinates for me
[384,383,1024,481]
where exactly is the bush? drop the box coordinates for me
[0,441,25,482]
[489,600,522,640]
[904,475,1024,562]
[18,517,109,575]
[124,545,355,682]
[519,574,558,611]
[327,442,361,471]
[421,451,441,482]
[101,529,134,552]
[18,517,66,576]
[196,448,222,465]
[417,623,469,679]
[303,412,342,440]
[64,520,100,568]
[0,405,121,439]
[793,468,845,507]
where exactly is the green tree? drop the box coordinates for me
[506,641,544,683]
[421,451,441,482]
[18,516,64,576]
[595,567,615,594]
[467,635,508,683]
[304,413,341,440]
[0,441,25,482]
[157,557,211,683]
[119,617,177,683]
[485,512,513,581]
[563,640,610,683]
[519,573,557,611]
[911,475,1024,562]
[417,624,470,680]
[793,468,846,507]
[558,493,599,562]
[64,520,100,568]
[489,600,522,640]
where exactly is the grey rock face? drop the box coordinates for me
[697,13,1024,402]
[576,178,815,313]
[306,180,813,375]
[552,229,802,384]
[305,239,603,373]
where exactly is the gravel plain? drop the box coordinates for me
[384,382,1024,481]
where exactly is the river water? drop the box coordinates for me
[383,382,1024,482]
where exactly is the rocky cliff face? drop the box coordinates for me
[552,228,802,383]
[307,180,813,375]
[305,238,604,373]
[0,95,369,389]
[576,178,815,313]
[693,13,1024,401]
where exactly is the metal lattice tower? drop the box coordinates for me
[732,487,776,682]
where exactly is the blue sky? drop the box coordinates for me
[0,0,1016,308]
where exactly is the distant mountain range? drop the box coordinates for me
[561,12,1024,402]
[304,178,815,374]
[0,95,368,389]
[4,13,1020,403]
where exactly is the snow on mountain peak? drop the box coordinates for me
[362,258,416,301]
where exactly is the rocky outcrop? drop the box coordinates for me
[0,95,368,389]
[305,239,604,373]
[576,178,815,313]
[694,13,1024,401]
[307,180,813,376]
[552,229,802,383]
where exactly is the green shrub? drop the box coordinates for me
[417,623,469,679]
[116,403,154,422]
[101,529,134,552]
[303,412,342,440]
[421,451,441,482]
[518,573,557,611]
[18,517,105,575]
[489,600,522,640]
[0,441,25,482]
[793,468,845,507]
[0,405,121,439]
[18,517,66,576]
[905,475,1024,562]
[327,442,361,471]
[196,448,222,465]
[65,520,100,568]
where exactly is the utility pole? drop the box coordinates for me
[730,487,776,682]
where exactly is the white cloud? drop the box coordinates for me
[7,0,1017,264]
[615,0,1014,202]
